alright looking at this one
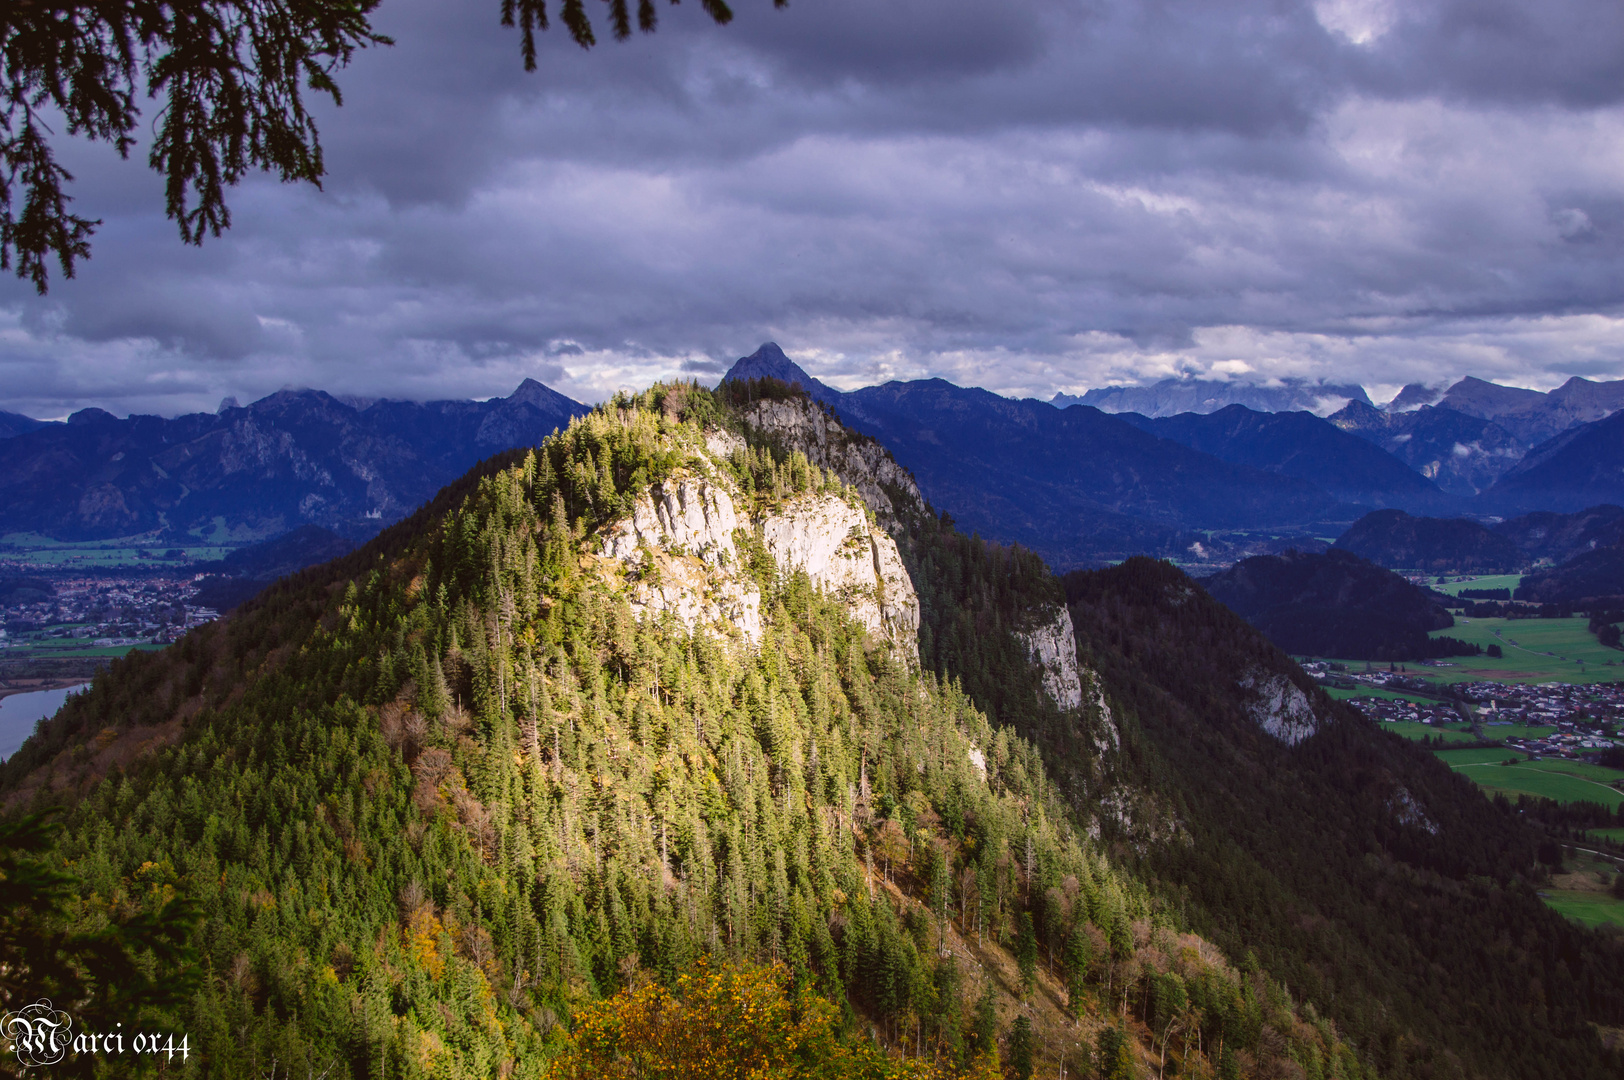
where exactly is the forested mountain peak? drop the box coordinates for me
[0,382,1362,1079]
[3,382,1617,1080]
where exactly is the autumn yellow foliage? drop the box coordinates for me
[546,960,981,1080]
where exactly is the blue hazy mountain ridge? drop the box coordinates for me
[1481,410,1624,514]
[1435,374,1624,446]
[1491,504,1624,566]
[723,345,1359,570]
[0,410,55,439]
[0,379,588,541]
[1059,377,1373,416]
[1332,509,1525,573]
[1516,539,1624,605]
[1114,404,1451,512]
[1327,399,1527,497]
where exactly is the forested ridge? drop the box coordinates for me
[1065,558,1624,1080]
[0,386,1367,1079]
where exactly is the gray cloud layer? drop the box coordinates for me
[3,0,1623,417]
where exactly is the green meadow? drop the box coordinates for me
[1422,617,1624,684]
[1587,828,1624,845]
[1324,685,1439,705]
[1542,890,1624,930]
[0,531,231,569]
[1444,761,1624,808]
[1379,722,1482,744]
[1434,574,1524,598]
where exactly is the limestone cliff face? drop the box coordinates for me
[1238,668,1326,745]
[761,494,920,658]
[739,399,924,530]
[1017,607,1085,711]
[594,456,919,661]
[597,479,761,643]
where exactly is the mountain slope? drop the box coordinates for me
[1441,374,1624,445]
[0,409,54,439]
[1328,400,1527,496]
[1492,504,1624,565]
[1482,410,1624,513]
[1334,508,1526,572]
[0,379,588,541]
[1516,541,1624,605]
[4,384,1621,1079]
[0,386,1378,1080]
[1117,404,1449,510]
[1067,557,1624,1080]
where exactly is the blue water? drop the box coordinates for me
[0,684,87,761]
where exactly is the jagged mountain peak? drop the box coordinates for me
[722,342,841,404]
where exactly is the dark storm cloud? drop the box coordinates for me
[3,0,1624,419]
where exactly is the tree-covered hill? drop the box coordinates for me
[1198,548,1471,661]
[0,386,1362,1079]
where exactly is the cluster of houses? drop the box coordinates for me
[1298,661,1622,757]
[0,575,216,652]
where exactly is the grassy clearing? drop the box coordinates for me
[1380,722,1481,744]
[1437,747,1526,766]
[1522,758,1624,784]
[0,531,231,568]
[1448,763,1624,808]
[1324,685,1439,704]
[1434,574,1524,597]
[1478,722,1559,740]
[1588,828,1624,844]
[1542,890,1624,929]
[1423,618,1624,684]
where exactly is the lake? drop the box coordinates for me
[0,684,87,761]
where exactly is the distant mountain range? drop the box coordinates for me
[726,345,1364,568]
[1115,404,1448,511]
[720,344,1624,568]
[0,380,587,542]
[8,345,1624,574]
[1058,377,1372,416]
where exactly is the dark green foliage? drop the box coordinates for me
[1007,1014,1033,1080]
[1096,1023,1134,1080]
[0,812,199,1077]
[1201,548,1462,661]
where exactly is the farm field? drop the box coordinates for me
[1436,747,1525,766]
[1523,758,1624,784]
[1421,618,1624,683]
[1477,722,1559,741]
[1378,721,1481,744]
[1324,685,1442,705]
[0,531,230,569]
[1587,828,1624,844]
[1434,574,1523,598]
[1542,890,1624,929]
[1444,760,1624,808]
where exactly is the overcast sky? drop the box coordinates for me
[4,0,1624,418]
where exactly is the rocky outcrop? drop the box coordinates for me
[1238,669,1324,745]
[597,479,761,643]
[1017,607,1085,710]
[740,398,925,530]
[761,493,919,660]
[595,471,919,660]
